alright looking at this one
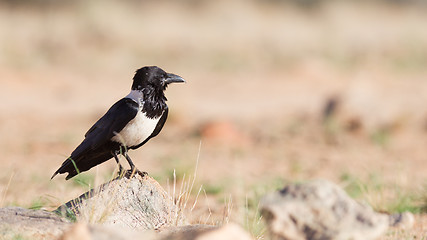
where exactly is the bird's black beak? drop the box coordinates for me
[164,73,186,85]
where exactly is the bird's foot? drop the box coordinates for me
[124,168,148,179]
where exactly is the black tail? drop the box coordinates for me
[51,150,113,180]
[51,157,79,180]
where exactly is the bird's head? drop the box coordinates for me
[131,66,185,92]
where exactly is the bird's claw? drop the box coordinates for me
[124,168,148,179]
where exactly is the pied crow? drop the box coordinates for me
[52,66,185,180]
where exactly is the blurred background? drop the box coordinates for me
[0,0,426,238]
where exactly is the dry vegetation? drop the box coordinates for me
[0,0,426,239]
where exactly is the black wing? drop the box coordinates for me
[52,98,139,179]
[73,98,139,156]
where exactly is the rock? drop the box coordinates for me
[158,224,218,240]
[0,206,71,239]
[193,223,253,240]
[0,173,252,240]
[388,212,415,229]
[0,172,188,239]
[158,223,252,240]
[57,223,250,240]
[157,224,218,240]
[56,171,186,230]
[58,223,157,240]
[260,179,391,240]
[59,223,91,240]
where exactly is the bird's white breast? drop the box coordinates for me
[112,110,160,147]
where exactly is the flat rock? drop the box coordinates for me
[0,206,71,239]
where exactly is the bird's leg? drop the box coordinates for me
[123,151,147,177]
[123,151,136,171]
[112,150,124,176]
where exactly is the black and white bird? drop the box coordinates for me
[51,66,185,180]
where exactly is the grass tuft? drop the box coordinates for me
[167,141,203,226]
[340,172,425,214]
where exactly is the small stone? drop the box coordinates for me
[388,212,415,229]
[195,223,253,240]
[59,223,91,240]
[158,223,252,240]
[199,120,249,146]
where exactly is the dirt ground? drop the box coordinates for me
[0,1,426,239]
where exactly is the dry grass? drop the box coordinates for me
[0,1,426,239]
